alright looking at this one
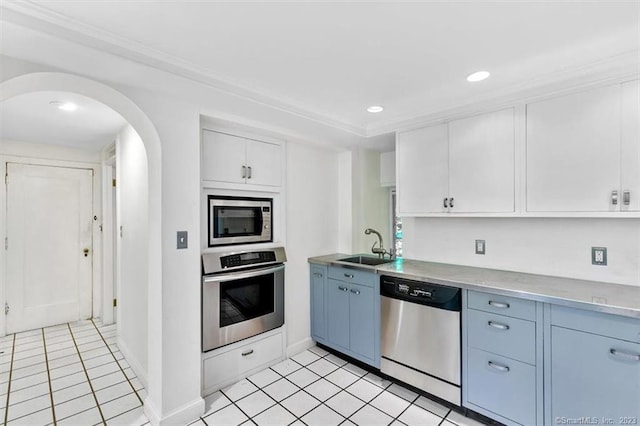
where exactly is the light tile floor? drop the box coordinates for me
[196,345,489,426]
[0,320,148,425]
[1,323,488,426]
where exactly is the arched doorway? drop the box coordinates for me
[0,72,162,415]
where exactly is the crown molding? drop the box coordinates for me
[0,1,368,136]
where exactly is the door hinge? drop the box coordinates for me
[112,179,116,187]
[4,237,7,250]
[113,299,117,307]
[5,302,9,315]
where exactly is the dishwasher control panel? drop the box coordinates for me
[380,275,461,311]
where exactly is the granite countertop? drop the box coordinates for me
[308,254,640,319]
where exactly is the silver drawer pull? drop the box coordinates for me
[488,321,510,331]
[313,273,323,278]
[610,349,640,362]
[488,300,510,309]
[344,273,354,279]
[241,349,254,357]
[338,286,349,292]
[623,190,631,206]
[443,197,448,208]
[488,361,510,372]
[241,165,247,179]
[350,289,360,295]
[612,190,619,205]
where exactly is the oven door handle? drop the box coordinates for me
[203,264,285,283]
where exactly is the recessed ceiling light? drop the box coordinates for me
[49,101,78,111]
[367,105,384,113]
[466,71,491,82]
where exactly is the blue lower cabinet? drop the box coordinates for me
[309,263,379,368]
[550,325,640,421]
[327,278,351,351]
[467,348,536,425]
[348,283,375,361]
[310,265,327,343]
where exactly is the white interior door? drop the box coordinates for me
[6,163,93,334]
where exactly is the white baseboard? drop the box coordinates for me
[117,336,148,389]
[286,336,314,358]
[144,394,205,426]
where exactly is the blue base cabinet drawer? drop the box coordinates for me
[467,309,536,365]
[328,266,376,287]
[467,348,536,426]
[468,290,536,321]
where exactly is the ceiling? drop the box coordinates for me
[0,1,639,145]
[0,91,126,151]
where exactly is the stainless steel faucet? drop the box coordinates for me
[364,228,393,259]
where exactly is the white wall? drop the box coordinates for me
[403,217,640,286]
[350,149,391,254]
[116,125,149,380]
[285,142,340,353]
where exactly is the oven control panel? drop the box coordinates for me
[220,251,276,268]
[202,247,287,275]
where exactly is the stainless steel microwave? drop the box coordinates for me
[208,196,272,246]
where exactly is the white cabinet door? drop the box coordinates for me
[397,124,449,215]
[526,85,622,212]
[379,151,396,187]
[448,108,515,213]
[246,139,282,187]
[621,79,640,211]
[202,130,247,184]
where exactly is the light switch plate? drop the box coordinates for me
[475,240,485,255]
[591,247,607,266]
[177,231,188,249]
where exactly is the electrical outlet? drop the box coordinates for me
[475,240,485,255]
[591,247,607,266]
[177,231,188,249]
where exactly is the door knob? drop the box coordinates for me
[83,248,89,257]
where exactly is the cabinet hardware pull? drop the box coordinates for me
[350,289,360,295]
[241,165,247,179]
[488,321,510,330]
[241,349,254,356]
[488,361,510,372]
[611,190,619,205]
[449,197,454,208]
[623,190,631,206]
[247,166,252,179]
[313,273,323,278]
[443,197,448,208]
[338,286,349,292]
[488,300,510,309]
[610,349,640,362]
[344,273,354,279]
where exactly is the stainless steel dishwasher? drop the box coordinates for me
[380,275,462,405]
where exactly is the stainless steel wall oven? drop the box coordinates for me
[202,247,286,352]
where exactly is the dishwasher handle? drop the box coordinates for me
[380,276,461,312]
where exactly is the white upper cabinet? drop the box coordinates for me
[526,81,638,213]
[202,129,282,188]
[397,124,449,215]
[448,108,515,213]
[620,79,640,212]
[397,108,515,216]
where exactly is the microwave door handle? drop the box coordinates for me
[203,264,285,283]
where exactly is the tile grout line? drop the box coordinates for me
[41,328,58,425]
[67,323,107,425]
[3,334,15,426]
[90,319,144,406]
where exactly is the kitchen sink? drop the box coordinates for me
[338,255,392,266]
